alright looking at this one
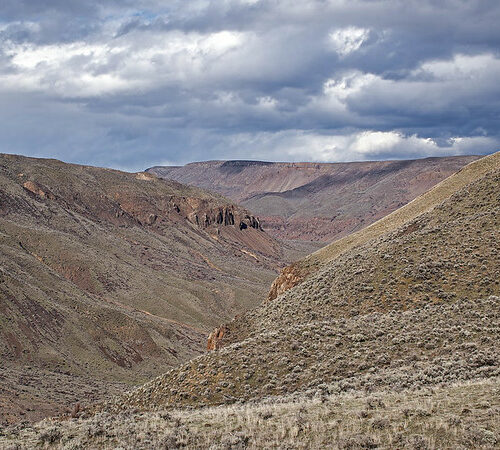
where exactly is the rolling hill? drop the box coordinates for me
[4,376,498,448]
[148,155,479,242]
[0,153,289,424]
[103,151,499,412]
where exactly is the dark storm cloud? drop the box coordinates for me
[0,0,499,170]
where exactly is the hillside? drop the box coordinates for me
[0,153,288,424]
[148,155,478,242]
[269,150,500,301]
[103,152,499,413]
[1,152,498,448]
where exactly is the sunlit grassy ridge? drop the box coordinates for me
[309,151,500,267]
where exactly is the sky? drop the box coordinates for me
[0,0,499,171]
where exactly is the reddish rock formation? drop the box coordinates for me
[207,325,229,351]
[183,203,261,231]
[108,189,261,235]
[23,181,55,200]
[206,262,309,350]
[267,262,310,301]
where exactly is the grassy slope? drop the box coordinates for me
[269,151,500,300]
[107,296,499,410]
[310,151,500,266]
[100,152,499,412]
[2,378,498,449]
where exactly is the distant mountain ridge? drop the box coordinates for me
[148,155,480,242]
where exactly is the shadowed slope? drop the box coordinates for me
[0,153,284,424]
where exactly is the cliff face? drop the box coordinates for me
[182,200,261,231]
[149,156,480,242]
[102,189,262,233]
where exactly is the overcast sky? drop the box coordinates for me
[1,0,499,171]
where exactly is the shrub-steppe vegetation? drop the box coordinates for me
[1,377,498,449]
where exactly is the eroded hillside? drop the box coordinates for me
[0,153,286,424]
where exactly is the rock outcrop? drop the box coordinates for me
[21,174,263,238]
[207,325,229,351]
[184,203,261,231]
[267,262,310,301]
[22,181,55,200]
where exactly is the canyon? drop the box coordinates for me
[148,155,479,242]
[1,152,499,449]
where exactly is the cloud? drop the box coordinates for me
[0,28,246,96]
[0,0,499,170]
[203,130,498,164]
[329,27,370,56]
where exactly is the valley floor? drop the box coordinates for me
[0,365,129,426]
[1,378,498,449]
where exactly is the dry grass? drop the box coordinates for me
[1,378,498,449]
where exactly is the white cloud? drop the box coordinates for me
[257,96,278,109]
[350,131,406,154]
[309,52,500,121]
[6,42,113,69]
[329,26,369,56]
[0,30,246,97]
[415,53,500,81]
[323,71,377,100]
[216,130,498,163]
